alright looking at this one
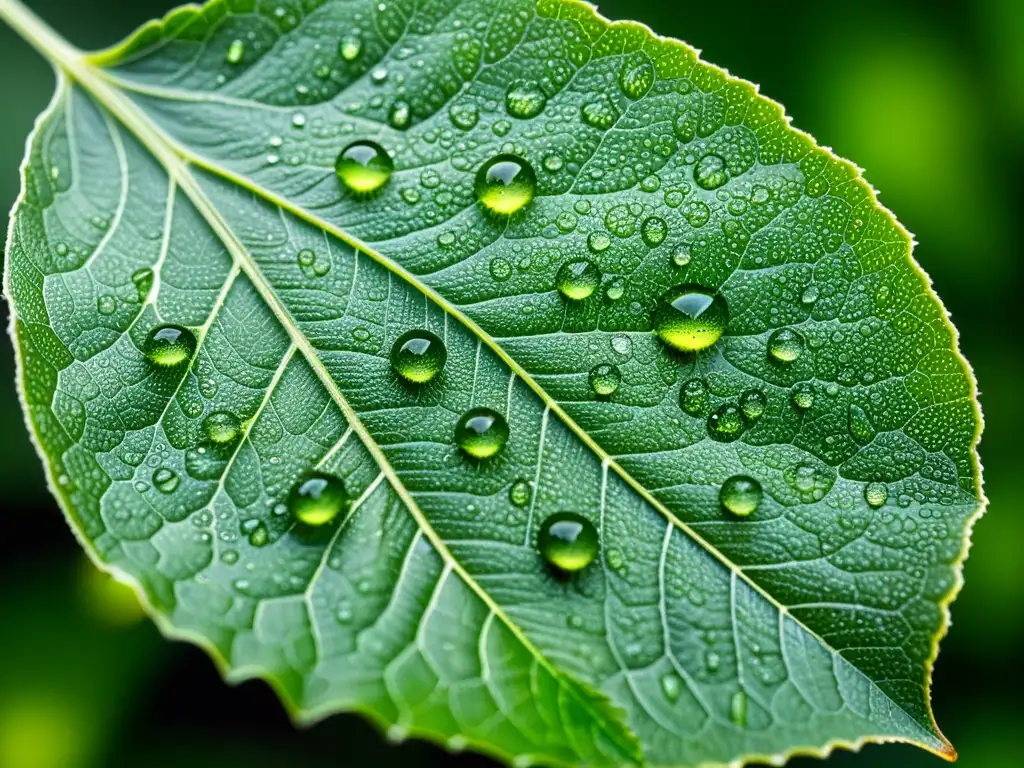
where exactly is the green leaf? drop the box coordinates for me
[0,0,984,765]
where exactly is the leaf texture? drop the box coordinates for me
[1,0,983,765]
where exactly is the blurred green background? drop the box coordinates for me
[0,0,1020,766]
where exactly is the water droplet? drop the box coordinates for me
[97,295,117,315]
[676,379,708,418]
[152,467,179,494]
[708,404,744,442]
[694,154,728,190]
[581,95,619,129]
[509,480,531,507]
[292,112,307,129]
[339,34,362,61]
[474,155,536,216]
[730,691,748,727]
[606,548,624,570]
[641,216,668,248]
[587,231,611,254]
[768,328,805,363]
[543,154,563,172]
[248,521,269,547]
[791,382,814,410]
[739,389,767,421]
[297,248,316,268]
[555,259,601,300]
[505,80,547,119]
[605,278,625,301]
[652,285,729,353]
[226,39,244,65]
[672,249,691,267]
[203,411,241,444]
[449,102,479,130]
[454,408,509,459]
[390,329,447,383]
[801,285,819,304]
[144,325,197,367]
[589,364,621,396]
[221,549,239,565]
[660,672,682,701]
[611,334,632,357]
[865,482,888,508]
[720,475,762,517]
[387,100,411,130]
[538,512,599,572]
[335,140,393,194]
[288,471,349,526]
[848,404,876,445]
[490,257,512,281]
[619,53,655,100]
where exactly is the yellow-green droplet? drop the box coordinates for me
[739,389,767,421]
[555,259,601,300]
[791,382,814,410]
[390,329,447,383]
[653,285,729,353]
[708,403,744,442]
[619,52,655,100]
[641,216,668,247]
[509,479,532,507]
[388,100,411,130]
[144,325,196,366]
[660,672,682,701]
[695,154,728,190]
[339,34,362,61]
[288,471,348,526]
[680,377,709,416]
[865,482,888,508]
[730,691,748,727]
[226,39,244,65]
[538,512,599,572]
[455,407,509,459]
[589,363,621,396]
[335,140,393,194]
[505,80,547,119]
[720,475,762,517]
[768,328,804,363]
[474,154,536,216]
[203,411,241,443]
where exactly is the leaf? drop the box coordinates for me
[0,0,984,765]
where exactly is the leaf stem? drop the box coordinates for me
[0,0,83,70]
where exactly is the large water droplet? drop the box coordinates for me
[538,512,599,572]
[390,329,447,383]
[619,53,655,100]
[335,140,393,194]
[864,482,888,508]
[144,325,196,367]
[739,389,767,421]
[555,259,601,300]
[474,155,536,216]
[768,328,805,363]
[679,377,709,416]
[288,471,348,526]
[641,216,668,248]
[708,404,744,442]
[589,363,621,396]
[652,285,729,353]
[203,411,241,444]
[152,467,179,494]
[505,80,547,119]
[720,475,762,517]
[694,154,728,190]
[455,408,509,459]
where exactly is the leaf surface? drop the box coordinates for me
[1,0,983,765]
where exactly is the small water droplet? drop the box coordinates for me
[490,257,512,282]
[720,475,762,517]
[454,408,509,459]
[505,80,546,119]
[221,549,239,565]
[791,382,815,410]
[288,471,348,526]
[848,403,876,445]
[587,231,611,254]
[474,155,536,216]
[768,328,805,363]
[144,325,197,367]
[694,154,728,190]
[708,404,744,442]
[248,521,269,547]
[865,482,888,508]
[449,102,479,130]
[292,112,307,128]
[152,467,179,494]
[730,691,748,727]
[509,479,532,507]
[619,52,655,100]
[679,378,709,416]
[335,140,393,194]
[581,95,619,129]
[339,34,362,61]
[641,216,668,248]
[653,285,729,353]
[589,364,621,396]
[226,39,244,65]
[97,295,117,315]
[605,278,625,301]
[660,672,682,701]
[739,389,767,422]
[801,285,819,304]
[672,249,691,267]
[555,259,601,300]
[611,334,632,357]
[388,100,411,130]
[538,512,599,572]
[390,329,447,383]
[203,411,241,444]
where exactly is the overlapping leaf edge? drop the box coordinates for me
[0,0,986,765]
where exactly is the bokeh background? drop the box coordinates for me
[1,0,1020,766]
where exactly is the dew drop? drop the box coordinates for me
[652,285,729,353]
[619,53,655,100]
[801,285,820,304]
[335,140,393,194]
[589,363,621,396]
[739,389,767,421]
[730,691,748,727]
[660,672,682,702]
[248,521,269,548]
[791,382,815,410]
[97,295,117,315]
[474,155,536,216]
[555,259,601,300]
[339,34,362,61]
[388,100,411,130]
[454,408,509,459]
[203,411,241,444]
[848,403,876,445]
[768,328,805,363]
[865,482,888,508]
[679,378,709,416]
[288,471,348,526]
[144,325,197,367]
[672,249,691,267]
[226,39,244,65]
[694,154,728,190]
[449,102,479,130]
[489,257,513,282]
[708,404,744,442]
[152,467,179,494]
[605,278,625,301]
[509,479,532,507]
[505,80,547,119]
[538,512,599,572]
[581,95,619,130]
[390,329,447,383]
[587,231,611,254]
[720,475,762,517]
[297,248,316,268]
[641,216,668,247]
